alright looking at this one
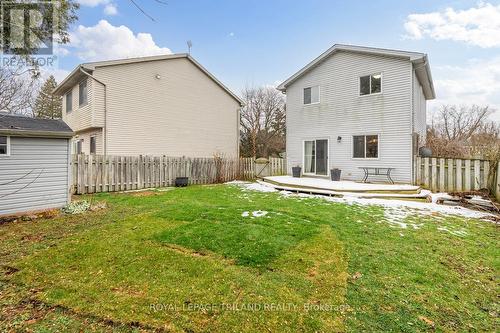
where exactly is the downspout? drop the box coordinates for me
[411,59,428,184]
[79,67,108,155]
[410,63,415,183]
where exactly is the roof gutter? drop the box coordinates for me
[0,129,74,138]
[78,66,108,155]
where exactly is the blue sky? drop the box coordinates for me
[54,0,500,121]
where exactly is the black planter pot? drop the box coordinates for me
[419,147,432,157]
[175,177,189,187]
[330,168,341,181]
[292,167,301,178]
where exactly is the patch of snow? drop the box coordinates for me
[437,226,468,237]
[228,181,277,193]
[241,210,268,218]
[252,210,268,217]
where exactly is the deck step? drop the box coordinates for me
[258,180,430,201]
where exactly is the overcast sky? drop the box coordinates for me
[52,0,500,122]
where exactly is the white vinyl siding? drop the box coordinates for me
[0,137,70,216]
[285,51,413,183]
[92,58,239,157]
[62,78,94,131]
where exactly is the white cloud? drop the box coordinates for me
[228,32,235,37]
[430,57,500,122]
[78,0,109,7]
[39,67,71,84]
[78,0,117,16]
[69,20,171,61]
[103,3,117,15]
[404,2,500,48]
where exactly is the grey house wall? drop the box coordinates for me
[285,51,426,183]
[0,137,70,216]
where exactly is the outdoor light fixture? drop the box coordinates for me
[337,136,342,143]
[155,74,161,79]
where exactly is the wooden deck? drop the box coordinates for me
[261,176,429,200]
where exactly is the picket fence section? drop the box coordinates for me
[414,156,498,194]
[71,155,286,194]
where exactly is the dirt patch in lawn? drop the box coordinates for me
[130,190,161,197]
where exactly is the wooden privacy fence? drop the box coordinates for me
[71,155,287,194]
[414,156,499,195]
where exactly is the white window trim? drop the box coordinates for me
[302,138,330,176]
[351,134,380,160]
[79,79,88,107]
[359,72,383,97]
[303,85,320,105]
[0,136,11,157]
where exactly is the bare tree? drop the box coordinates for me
[0,66,38,115]
[427,105,500,160]
[240,86,285,157]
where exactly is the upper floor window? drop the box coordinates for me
[79,80,88,106]
[359,73,381,96]
[303,86,319,105]
[66,91,73,113]
[0,136,9,155]
[353,135,379,158]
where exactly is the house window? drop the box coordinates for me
[90,136,96,154]
[359,73,382,95]
[0,136,9,155]
[76,139,83,154]
[66,91,73,113]
[79,80,88,106]
[353,135,379,158]
[303,86,319,105]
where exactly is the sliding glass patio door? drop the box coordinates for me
[304,139,328,175]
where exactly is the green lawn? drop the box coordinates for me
[0,184,498,332]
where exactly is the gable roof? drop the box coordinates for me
[0,113,74,138]
[277,44,435,100]
[54,54,244,106]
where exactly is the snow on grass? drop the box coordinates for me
[227,181,496,235]
[241,210,269,218]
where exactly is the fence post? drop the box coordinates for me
[439,158,445,192]
[464,159,471,191]
[456,159,462,191]
[496,162,500,201]
[473,160,481,190]
[447,159,454,192]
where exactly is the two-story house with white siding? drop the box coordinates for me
[54,54,243,157]
[277,44,435,183]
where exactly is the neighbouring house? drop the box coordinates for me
[54,54,244,157]
[0,113,73,216]
[277,44,435,183]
